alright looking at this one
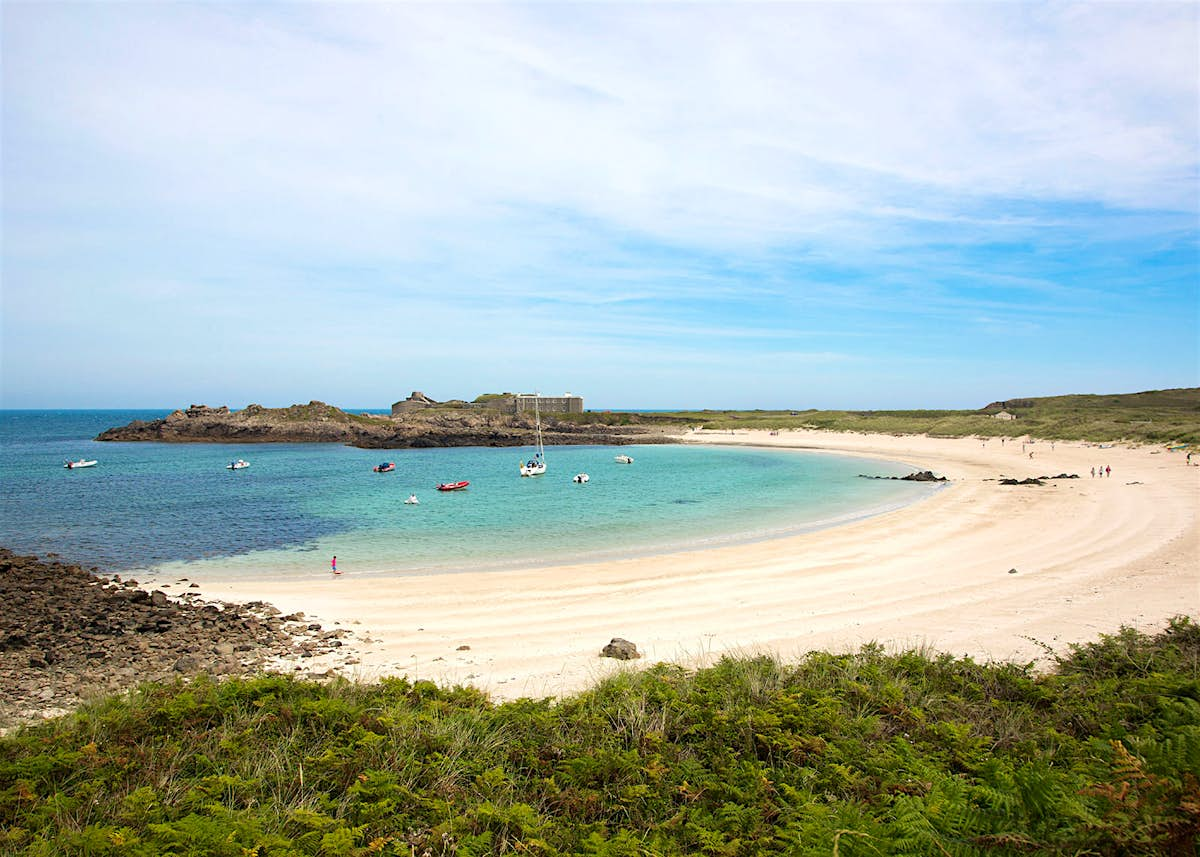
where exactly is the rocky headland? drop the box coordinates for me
[0,550,355,728]
[96,402,678,448]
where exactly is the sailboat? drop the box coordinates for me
[519,397,546,477]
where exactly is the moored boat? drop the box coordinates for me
[573,473,589,483]
[373,462,395,473]
[436,480,470,491]
[404,494,420,504]
[519,397,547,477]
[226,459,250,470]
[614,454,634,464]
[64,459,97,469]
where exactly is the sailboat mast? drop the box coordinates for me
[535,397,543,458]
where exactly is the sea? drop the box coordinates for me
[0,410,941,579]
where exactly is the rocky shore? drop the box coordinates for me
[0,550,355,729]
[96,402,678,448]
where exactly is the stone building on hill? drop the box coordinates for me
[391,391,440,415]
[513,393,584,414]
[392,391,584,416]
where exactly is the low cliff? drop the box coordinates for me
[95,402,674,448]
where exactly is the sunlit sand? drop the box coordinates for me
[177,430,1199,701]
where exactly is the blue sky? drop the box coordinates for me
[2,2,1197,410]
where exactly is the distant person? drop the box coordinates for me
[1091,466,1095,478]
[1105,465,1111,478]
[331,555,340,575]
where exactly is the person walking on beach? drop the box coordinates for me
[331,555,340,575]
[1091,466,1095,478]
[1105,465,1111,478]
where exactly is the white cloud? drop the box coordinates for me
[7,2,1195,245]
[3,2,1196,408]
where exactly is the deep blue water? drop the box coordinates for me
[0,410,937,577]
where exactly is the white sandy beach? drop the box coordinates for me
[183,431,1200,700]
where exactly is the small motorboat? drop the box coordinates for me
[404,494,419,504]
[573,473,589,483]
[373,462,395,473]
[614,454,634,464]
[226,459,250,470]
[436,481,470,492]
[64,459,97,469]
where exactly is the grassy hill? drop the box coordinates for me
[664,388,1200,445]
[3,619,1198,855]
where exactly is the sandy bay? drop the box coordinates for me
[167,429,1199,701]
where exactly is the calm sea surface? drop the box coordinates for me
[0,410,940,578]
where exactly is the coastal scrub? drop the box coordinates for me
[2,619,1198,855]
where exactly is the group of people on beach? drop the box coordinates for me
[1091,466,1111,478]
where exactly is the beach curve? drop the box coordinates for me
[178,430,1200,701]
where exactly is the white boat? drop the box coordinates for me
[226,459,250,470]
[519,397,546,477]
[64,459,97,469]
[614,454,634,464]
[404,494,420,505]
[573,473,589,483]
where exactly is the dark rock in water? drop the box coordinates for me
[600,638,642,660]
[859,470,947,482]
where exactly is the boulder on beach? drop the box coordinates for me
[600,638,642,660]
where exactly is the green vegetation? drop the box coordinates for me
[4,619,1199,855]
[556,411,691,428]
[472,394,512,404]
[664,388,1200,444]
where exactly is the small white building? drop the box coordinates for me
[993,410,1017,420]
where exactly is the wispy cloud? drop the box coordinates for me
[2,2,1196,408]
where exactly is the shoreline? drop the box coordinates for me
[154,429,1198,701]
[144,444,944,582]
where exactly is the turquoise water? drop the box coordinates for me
[0,410,939,578]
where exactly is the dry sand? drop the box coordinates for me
[182,431,1199,700]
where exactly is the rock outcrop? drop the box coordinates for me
[96,401,674,449]
[858,470,948,482]
[0,550,351,727]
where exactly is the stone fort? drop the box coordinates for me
[392,391,584,417]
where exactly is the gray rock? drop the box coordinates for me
[173,654,203,672]
[600,638,642,660]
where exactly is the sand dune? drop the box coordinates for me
[185,430,1199,700]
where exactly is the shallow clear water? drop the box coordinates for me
[0,410,939,578]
